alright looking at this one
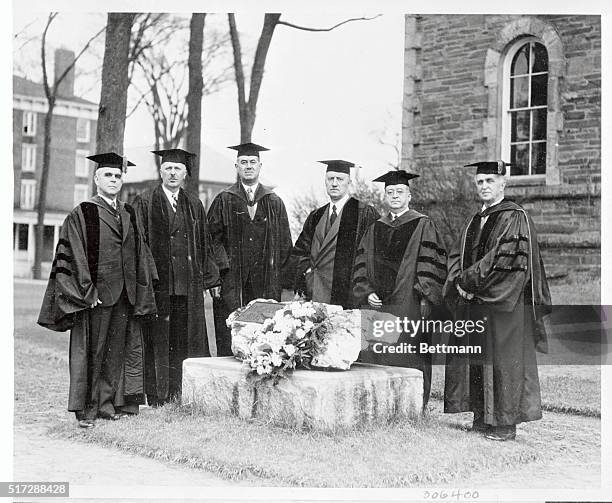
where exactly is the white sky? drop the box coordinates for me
[12,10,405,205]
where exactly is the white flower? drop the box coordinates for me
[294,328,306,339]
[283,344,296,356]
[270,352,283,366]
[256,365,266,375]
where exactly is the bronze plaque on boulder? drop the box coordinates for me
[233,301,285,324]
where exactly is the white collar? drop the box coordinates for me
[390,206,410,220]
[162,185,180,204]
[329,195,350,213]
[481,196,504,213]
[242,182,259,196]
[98,193,118,208]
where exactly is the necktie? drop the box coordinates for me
[329,205,337,227]
[246,188,256,219]
[111,200,117,211]
[171,193,178,212]
[390,212,397,222]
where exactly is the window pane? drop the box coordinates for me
[511,111,530,142]
[76,119,90,142]
[531,74,548,107]
[510,76,529,108]
[511,44,530,75]
[532,109,547,141]
[532,142,547,175]
[511,144,529,176]
[18,224,29,251]
[532,43,548,73]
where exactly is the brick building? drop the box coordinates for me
[401,15,600,273]
[13,49,98,278]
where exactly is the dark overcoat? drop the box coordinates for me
[132,186,224,397]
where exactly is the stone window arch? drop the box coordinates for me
[484,17,564,185]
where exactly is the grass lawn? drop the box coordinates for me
[548,271,600,305]
[14,280,601,488]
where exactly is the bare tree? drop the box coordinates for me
[228,14,381,142]
[32,13,104,279]
[127,14,232,173]
[95,13,137,155]
[185,13,206,194]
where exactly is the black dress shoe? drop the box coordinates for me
[470,412,490,433]
[470,419,490,433]
[485,425,516,441]
[78,419,95,428]
[98,412,122,421]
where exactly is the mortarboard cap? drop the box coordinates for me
[373,170,419,187]
[318,159,354,175]
[152,148,196,176]
[228,142,269,157]
[87,152,134,173]
[463,160,511,176]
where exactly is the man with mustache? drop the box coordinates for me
[132,149,224,406]
[443,160,551,441]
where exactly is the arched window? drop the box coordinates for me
[501,38,549,176]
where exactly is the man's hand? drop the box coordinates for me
[90,299,102,309]
[209,286,221,299]
[294,290,306,301]
[456,283,474,300]
[367,292,382,308]
[420,298,432,318]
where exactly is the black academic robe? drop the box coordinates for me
[292,197,378,308]
[132,185,226,399]
[353,209,447,317]
[353,209,447,406]
[208,182,293,356]
[37,196,158,412]
[443,199,552,426]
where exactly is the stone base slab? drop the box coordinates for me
[182,357,423,431]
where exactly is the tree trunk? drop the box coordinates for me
[32,100,55,279]
[185,13,206,195]
[95,13,136,157]
[228,14,280,143]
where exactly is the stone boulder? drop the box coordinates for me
[182,357,423,432]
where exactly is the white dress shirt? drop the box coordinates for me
[390,206,410,221]
[98,193,118,210]
[480,196,504,228]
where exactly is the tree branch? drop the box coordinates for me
[41,13,58,101]
[247,13,280,108]
[228,14,247,114]
[54,23,105,88]
[277,14,382,32]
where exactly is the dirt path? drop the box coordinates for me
[14,425,237,487]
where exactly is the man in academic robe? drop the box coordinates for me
[38,152,158,428]
[132,149,225,405]
[443,160,551,441]
[352,170,448,408]
[208,142,293,356]
[291,160,379,308]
